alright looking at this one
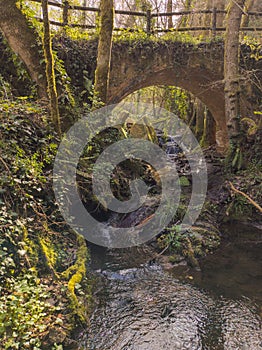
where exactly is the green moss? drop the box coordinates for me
[179,176,190,187]
[62,234,89,322]
[182,237,200,268]
[39,235,58,275]
[18,223,40,274]
[158,220,221,266]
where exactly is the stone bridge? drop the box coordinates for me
[57,38,262,149]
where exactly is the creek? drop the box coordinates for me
[79,222,261,350]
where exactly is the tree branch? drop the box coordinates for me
[229,181,262,213]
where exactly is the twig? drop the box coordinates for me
[0,156,11,173]
[231,0,248,16]
[156,244,170,257]
[229,181,262,213]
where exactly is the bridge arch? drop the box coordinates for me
[119,84,217,146]
[57,37,261,151]
[108,41,228,148]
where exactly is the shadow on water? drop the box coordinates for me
[170,221,262,304]
[192,221,262,303]
[82,221,262,350]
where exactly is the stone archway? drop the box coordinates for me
[108,41,228,149]
[57,37,261,151]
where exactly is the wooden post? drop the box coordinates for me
[82,0,87,28]
[62,0,69,27]
[146,9,151,35]
[212,7,217,37]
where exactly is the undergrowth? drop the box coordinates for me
[0,98,92,349]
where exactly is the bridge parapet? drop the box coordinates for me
[28,0,262,38]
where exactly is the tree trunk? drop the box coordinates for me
[179,0,192,27]
[241,0,254,27]
[167,0,173,29]
[179,0,227,36]
[224,0,245,137]
[224,0,246,168]
[41,0,61,136]
[214,0,228,28]
[0,0,48,99]
[94,0,114,104]
[194,99,205,141]
[201,109,216,146]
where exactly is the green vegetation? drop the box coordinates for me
[0,1,261,347]
[158,219,221,267]
[0,270,58,350]
[0,99,92,349]
[225,162,262,219]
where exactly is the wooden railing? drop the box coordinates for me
[28,0,262,36]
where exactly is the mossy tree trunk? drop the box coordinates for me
[94,0,114,104]
[224,0,246,169]
[0,0,48,98]
[41,0,61,136]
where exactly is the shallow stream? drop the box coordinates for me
[81,222,261,350]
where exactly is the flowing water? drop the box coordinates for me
[81,222,261,350]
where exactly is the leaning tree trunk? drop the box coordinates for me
[241,0,254,27]
[0,0,47,99]
[94,0,114,104]
[41,0,61,136]
[224,0,246,169]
